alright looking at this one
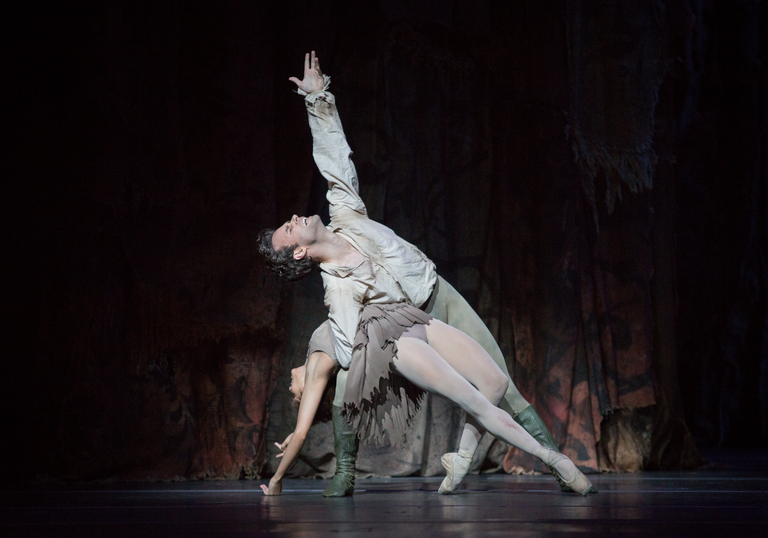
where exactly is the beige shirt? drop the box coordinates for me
[302,81,437,368]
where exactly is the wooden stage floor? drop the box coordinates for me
[2,450,766,537]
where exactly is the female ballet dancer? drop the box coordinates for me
[260,320,594,496]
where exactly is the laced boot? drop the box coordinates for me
[514,405,598,494]
[437,448,474,494]
[322,405,359,497]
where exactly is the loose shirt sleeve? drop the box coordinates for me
[301,79,367,221]
[301,78,368,369]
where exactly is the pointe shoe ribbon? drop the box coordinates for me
[437,449,473,495]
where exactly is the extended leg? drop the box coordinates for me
[424,276,530,414]
[395,330,594,496]
[426,277,595,493]
[422,320,508,493]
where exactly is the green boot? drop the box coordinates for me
[322,405,359,497]
[513,405,598,494]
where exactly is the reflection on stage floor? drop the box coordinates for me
[2,450,766,537]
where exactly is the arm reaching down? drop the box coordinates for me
[261,351,337,496]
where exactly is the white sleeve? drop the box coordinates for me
[323,279,361,369]
[302,82,367,221]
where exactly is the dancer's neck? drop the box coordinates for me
[311,229,367,267]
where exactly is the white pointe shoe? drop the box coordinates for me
[545,451,595,496]
[438,450,473,495]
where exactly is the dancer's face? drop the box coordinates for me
[289,364,307,402]
[271,214,322,255]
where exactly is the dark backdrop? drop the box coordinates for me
[4,0,766,482]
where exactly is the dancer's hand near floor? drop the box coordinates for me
[260,479,282,496]
[260,351,336,496]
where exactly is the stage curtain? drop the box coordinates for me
[15,0,754,482]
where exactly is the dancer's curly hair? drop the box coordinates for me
[256,228,316,282]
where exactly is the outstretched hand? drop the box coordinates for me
[289,51,324,94]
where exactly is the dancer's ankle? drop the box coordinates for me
[534,446,556,464]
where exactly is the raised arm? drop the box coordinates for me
[261,351,336,496]
[289,51,367,220]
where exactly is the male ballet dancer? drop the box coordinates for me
[257,51,595,496]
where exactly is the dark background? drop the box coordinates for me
[4,0,766,482]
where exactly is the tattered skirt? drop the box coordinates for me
[340,302,433,448]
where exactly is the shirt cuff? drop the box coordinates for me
[297,74,332,103]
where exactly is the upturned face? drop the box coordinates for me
[271,214,323,255]
[289,364,307,402]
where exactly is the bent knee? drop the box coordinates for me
[489,373,509,403]
[476,369,508,405]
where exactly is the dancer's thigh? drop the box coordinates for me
[394,337,487,413]
[427,276,510,376]
[427,277,530,415]
[424,320,507,403]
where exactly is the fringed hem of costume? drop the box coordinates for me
[340,302,432,448]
